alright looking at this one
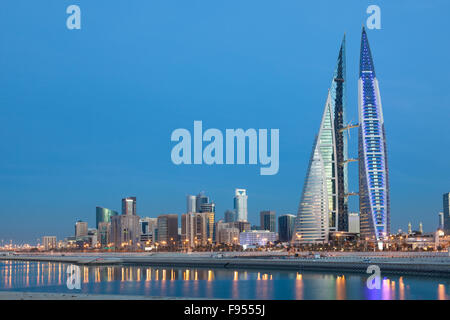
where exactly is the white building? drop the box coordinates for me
[234,188,248,222]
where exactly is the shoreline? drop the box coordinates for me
[2,253,450,277]
[0,291,198,300]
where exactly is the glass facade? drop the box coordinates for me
[96,207,119,229]
[293,38,347,243]
[358,27,390,243]
[278,214,296,242]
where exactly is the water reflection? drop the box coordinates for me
[0,260,448,300]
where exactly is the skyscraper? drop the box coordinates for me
[187,195,197,213]
[111,214,140,248]
[157,214,179,245]
[75,220,88,238]
[278,214,296,242]
[96,206,119,229]
[234,189,248,222]
[260,211,276,232]
[333,36,349,232]
[358,27,390,245]
[122,197,137,216]
[293,37,347,244]
[195,192,209,213]
[443,193,450,235]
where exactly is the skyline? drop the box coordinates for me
[1,1,450,243]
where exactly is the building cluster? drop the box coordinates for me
[37,29,450,252]
[41,189,303,251]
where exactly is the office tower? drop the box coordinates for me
[444,193,450,235]
[239,230,277,246]
[358,27,390,245]
[419,222,423,234]
[224,210,237,223]
[292,37,347,244]
[260,211,276,232]
[234,188,248,222]
[348,212,360,234]
[111,214,140,248]
[122,196,137,216]
[438,212,444,230]
[278,214,296,242]
[75,220,88,238]
[187,195,197,213]
[157,214,178,245]
[96,206,119,229]
[98,222,111,247]
[42,236,57,251]
[408,222,412,235]
[195,192,209,213]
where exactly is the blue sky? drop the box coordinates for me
[0,1,449,244]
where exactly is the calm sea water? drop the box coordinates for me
[0,260,449,299]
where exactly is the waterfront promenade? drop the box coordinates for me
[2,251,450,276]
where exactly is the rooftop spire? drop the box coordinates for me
[360,27,376,77]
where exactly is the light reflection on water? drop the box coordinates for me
[0,260,449,300]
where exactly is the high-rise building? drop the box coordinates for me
[443,193,450,235]
[195,192,209,213]
[438,212,444,230]
[358,27,390,245]
[75,220,88,238]
[122,196,137,216]
[419,222,423,234]
[98,222,111,247]
[111,214,140,248]
[96,206,119,229]
[42,236,57,251]
[333,36,349,232]
[187,195,197,213]
[234,189,248,222]
[292,38,348,244]
[224,210,237,223]
[260,211,276,232]
[181,212,212,246]
[348,212,360,234]
[278,214,296,242]
[157,214,178,245]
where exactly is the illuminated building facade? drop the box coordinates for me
[358,27,390,244]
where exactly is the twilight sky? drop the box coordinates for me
[0,0,449,244]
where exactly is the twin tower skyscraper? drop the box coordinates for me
[293,28,390,246]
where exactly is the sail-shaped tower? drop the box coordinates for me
[358,27,390,245]
[293,37,347,243]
